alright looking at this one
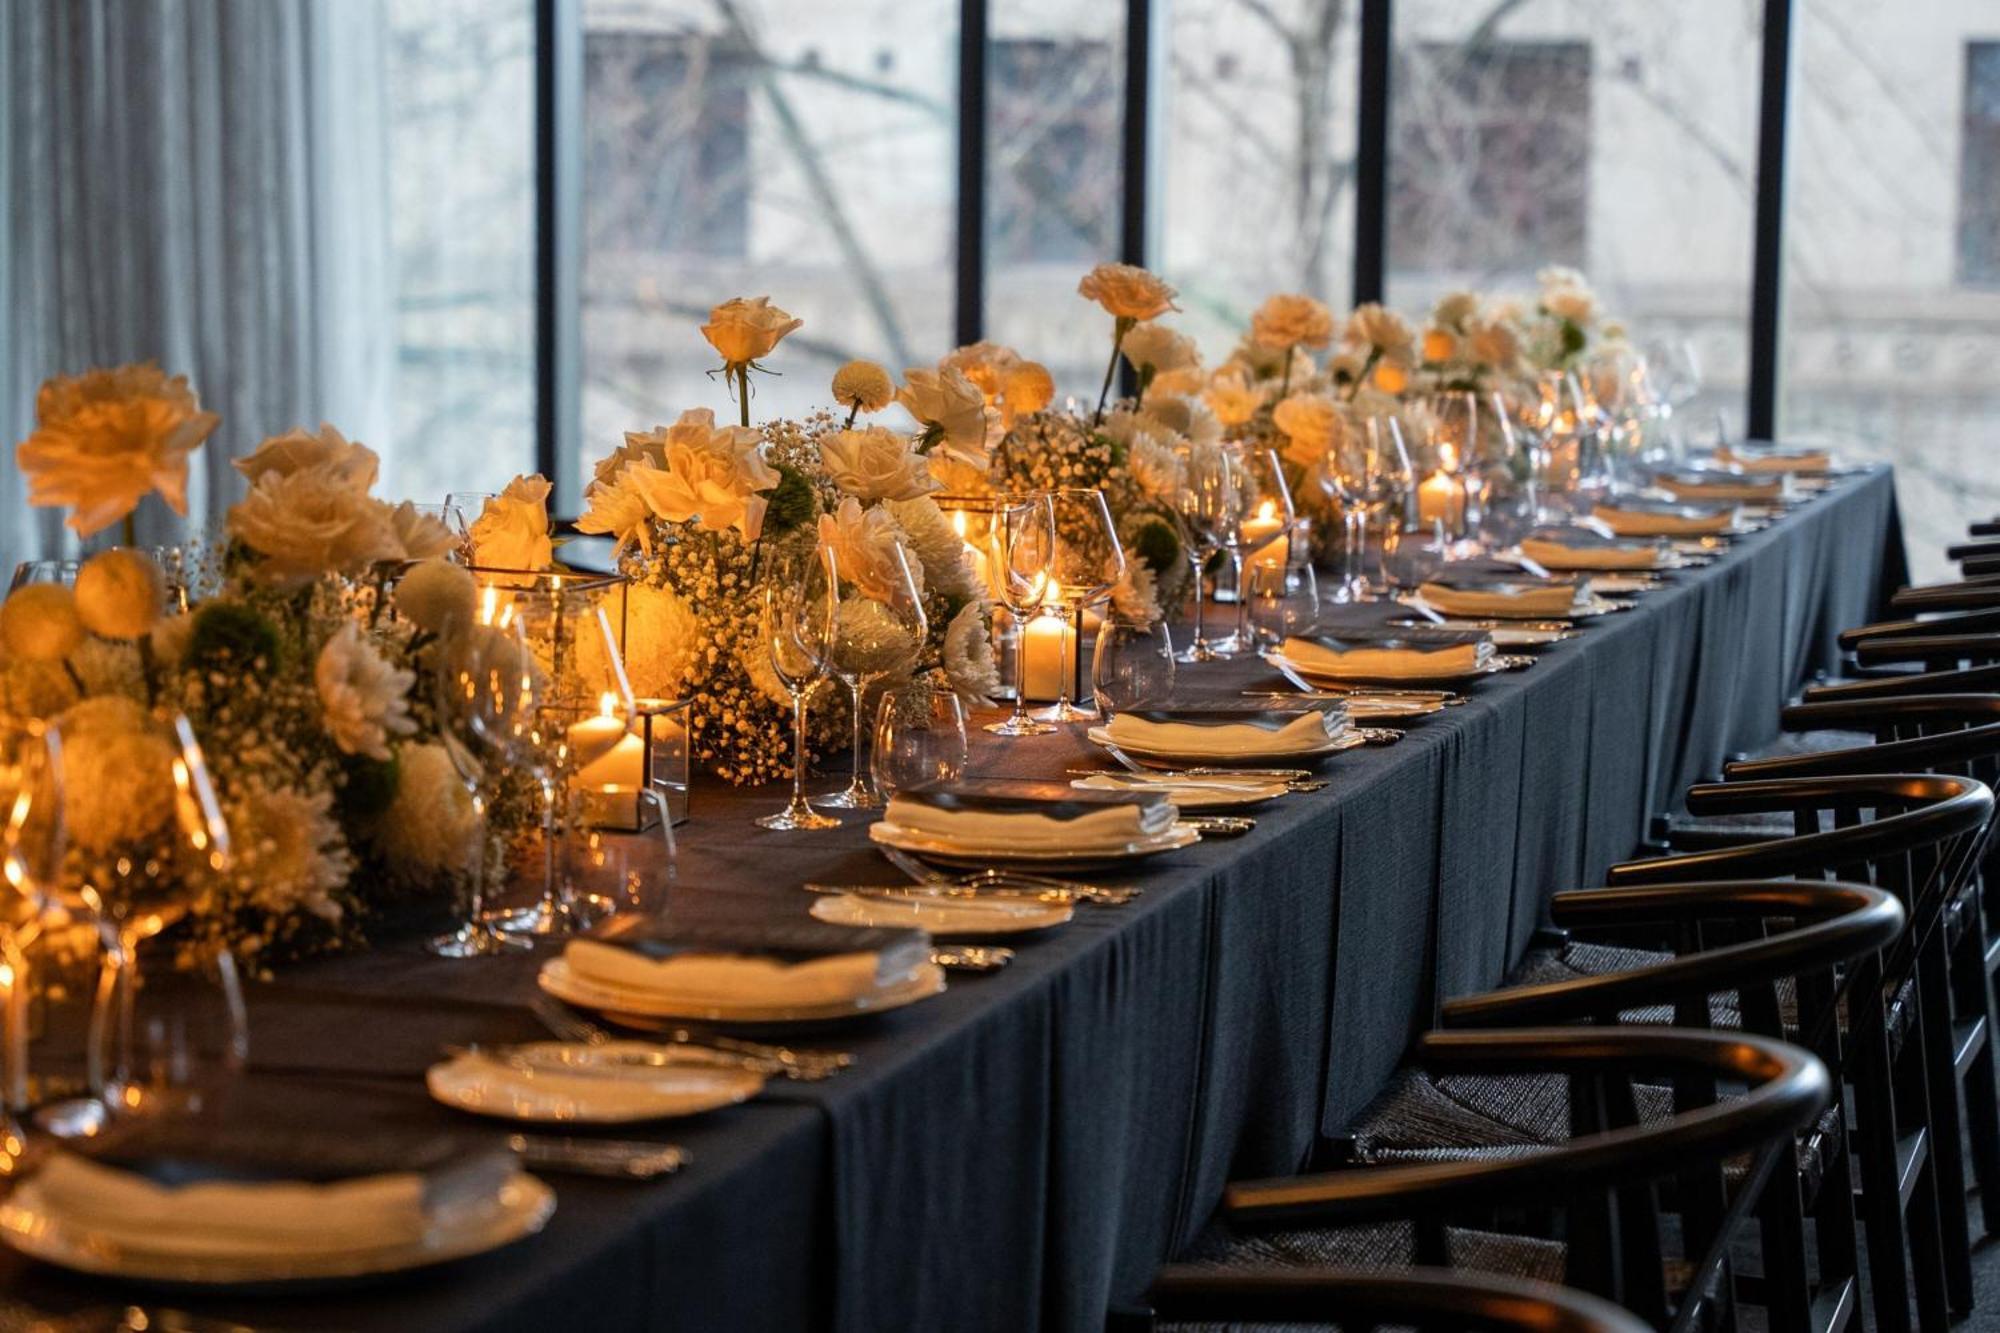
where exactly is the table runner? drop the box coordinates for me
[0,468,1901,1332]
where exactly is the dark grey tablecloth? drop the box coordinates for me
[0,470,1902,1333]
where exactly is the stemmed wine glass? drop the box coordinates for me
[986,494,1058,738]
[0,723,63,1147]
[1173,445,1240,663]
[1420,391,1481,552]
[85,713,242,1119]
[1037,489,1125,722]
[430,611,540,956]
[759,544,841,830]
[411,502,472,564]
[7,562,79,593]
[821,542,927,810]
[445,492,494,563]
[1229,446,1296,650]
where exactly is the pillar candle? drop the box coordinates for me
[1019,612,1074,702]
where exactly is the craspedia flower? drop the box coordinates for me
[1003,363,1056,416]
[393,558,476,635]
[831,360,895,414]
[73,548,164,639]
[0,585,85,662]
[56,695,178,855]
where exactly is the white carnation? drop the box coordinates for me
[885,495,983,604]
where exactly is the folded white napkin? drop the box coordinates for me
[566,939,889,1006]
[1519,535,1660,572]
[1593,502,1736,537]
[1417,580,1579,618]
[884,792,1175,846]
[30,1153,429,1258]
[1659,474,1782,503]
[1715,446,1830,474]
[1105,709,1341,758]
[1282,635,1489,680]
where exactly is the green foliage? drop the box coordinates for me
[1130,515,1182,576]
[1560,319,1586,358]
[763,462,820,534]
[337,753,400,823]
[187,602,282,673]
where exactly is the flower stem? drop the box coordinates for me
[1092,318,1132,429]
[843,401,860,429]
[1279,355,1293,401]
[121,513,137,549]
[736,365,751,429]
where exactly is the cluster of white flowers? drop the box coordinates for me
[228,425,456,584]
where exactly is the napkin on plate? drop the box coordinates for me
[1592,500,1737,537]
[1714,445,1831,474]
[1655,470,1784,503]
[1106,706,1345,757]
[28,1133,512,1258]
[1518,528,1663,571]
[1416,575,1581,618]
[567,910,929,1005]
[1281,631,1492,679]
[885,788,1177,846]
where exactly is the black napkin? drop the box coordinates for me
[895,785,1173,821]
[593,908,928,975]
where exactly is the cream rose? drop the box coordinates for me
[898,367,992,469]
[1121,321,1199,377]
[1345,303,1417,357]
[821,427,936,503]
[626,408,776,541]
[229,465,400,583]
[1076,263,1179,321]
[467,474,555,571]
[17,362,220,537]
[234,424,380,493]
[1250,293,1336,351]
[1543,285,1595,325]
[701,296,802,366]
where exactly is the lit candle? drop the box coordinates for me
[1242,499,1288,572]
[950,508,994,597]
[1019,611,1074,702]
[569,693,637,786]
[1416,470,1466,532]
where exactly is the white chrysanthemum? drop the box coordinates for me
[1203,370,1266,428]
[1127,433,1186,501]
[575,464,659,559]
[942,602,999,706]
[373,742,478,880]
[1140,393,1222,448]
[832,597,918,678]
[69,637,143,700]
[1111,561,1164,626]
[884,496,982,605]
[576,582,696,700]
[231,784,351,922]
[315,622,416,761]
[58,696,177,854]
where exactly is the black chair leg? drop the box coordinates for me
[1953,891,2000,1235]
[1756,1170,1812,1333]
[1917,937,1976,1312]
[1908,1153,1952,1331]
[1855,1014,1915,1333]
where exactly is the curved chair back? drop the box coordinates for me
[1891,579,2000,614]
[1725,695,2000,789]
[1143,1268,1651,1332]
[1805,662,2000,703]
[1218,1028,1828,1330]
[1852,630,2000,671]
[1838,607,2000,651]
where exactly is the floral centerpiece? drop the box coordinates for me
[2,380,532,968]
[576,298,1000,785]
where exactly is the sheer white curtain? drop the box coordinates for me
[2,0,393,571]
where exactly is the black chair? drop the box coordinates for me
[1140,1267,1650,1332]
[1606,774,1994,1330]
[1890,579,2000,614]
[1161,1028,1829,1333]
[1849,631,2000,673]
[1806,662,2000,703]
[1347,880,1901,1333]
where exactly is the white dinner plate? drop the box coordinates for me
[809,892,1074,937]
[1085,724,1367,766]
[539,956,947,1025]
[868,817,1202,869]
[427,1042,766,1124]
[0,1173,554,1289]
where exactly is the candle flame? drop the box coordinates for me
[480,586,500,626]
[951,509,968,538]
[1439,442,1459,472]
[599,691,618,719]
[1257,499,1277,521]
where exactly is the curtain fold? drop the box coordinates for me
[2,0,391,572]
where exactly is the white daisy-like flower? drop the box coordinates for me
[231,784,351,922]
[315,621,416,761]
[942,602,999,706]
[884,495,983,605]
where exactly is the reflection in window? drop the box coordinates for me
[1958,43,2000,286]
[1391,41,1590,274]
[386,0,536,502]
[985,12,1122,401]
[580,1,956,494]
[1161,0,1359,358]
[1388,2,1758,428]
[1784,2,2000,579]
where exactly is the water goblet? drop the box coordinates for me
[758,544,841,831]
[821,542,927,809]
[1090,619,1176,719]
[871,682,968,799]
[985,494,1058,738]
[1036,489,1125,721]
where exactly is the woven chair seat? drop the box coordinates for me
[1748,728,1876,760]
[1508,942,1745,1027]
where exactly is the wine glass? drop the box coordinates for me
[822,542,927,810]
[1173,445,1240,663]
[562,790,674,922]
[445,492,495,564]
[1324,414,1413,602]
[1090,619,1176,719]
[1246,551,1321,647]
[1419,392,1480,551]
[7,561,78,593]
[871,682,968,799]
[1228,447,1296,651]
[85,713,243,1119]
[985,494,1057,738]
[0,723,63,1148]
[411,502,472,564]
[430,613,540,956]
[1476,390,1535,550]
[759,544,841,831]
[1037,489,1126,722]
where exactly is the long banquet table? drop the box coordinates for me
[0,468,1906,1332]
